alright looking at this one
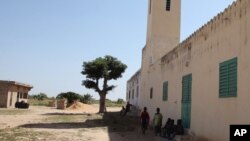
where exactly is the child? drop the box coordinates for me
[162,118,171,137]
[153,107,163,136]
[140,107,150,134]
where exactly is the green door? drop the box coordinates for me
[181,74,192,128]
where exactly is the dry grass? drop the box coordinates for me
[28,99,51,106]
[0,128,51,141]
[0,109,30,115]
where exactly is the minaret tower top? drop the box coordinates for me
[146,0,181,63]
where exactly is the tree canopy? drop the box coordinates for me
[81,55,127,113]
[56,92,82,104]
[56,92,93,105]
[30,93,48,101]
[81,55,127,94]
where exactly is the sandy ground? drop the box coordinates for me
[0,105,166,141]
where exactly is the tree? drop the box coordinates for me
[37,93,48,101]
[80,94,93,104]
[81,55,127,113]
[30,93,48,101]
[117,98,124,104]
[56,92,82,105]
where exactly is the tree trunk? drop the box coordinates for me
[99,93,106,113]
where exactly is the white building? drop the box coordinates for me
[128,0,250,140]
[126,69,141,108]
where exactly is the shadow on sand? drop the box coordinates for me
[41,112,92,116]
[18,111,160,141]
[19,111,139,132]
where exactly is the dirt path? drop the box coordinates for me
[0,106,164,141]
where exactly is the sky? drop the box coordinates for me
[0,0,236,100]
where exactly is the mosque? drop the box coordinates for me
[127,0,250,140]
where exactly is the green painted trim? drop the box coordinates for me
[181,73,192,129]
[219,57,237,98]
[163,81,168,101]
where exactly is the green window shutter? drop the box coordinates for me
[219,57,237,98]
[181,74,192,129]
[163,81,168,101]
[150,87,153,99]
[219,64,228,97]
[182,74,192,103]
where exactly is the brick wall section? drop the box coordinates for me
[57,99,66,109]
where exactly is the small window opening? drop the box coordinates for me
[166,0,171,11]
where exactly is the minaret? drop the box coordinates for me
[145,0,181,64]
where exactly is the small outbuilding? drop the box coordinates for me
[0,80,33,108]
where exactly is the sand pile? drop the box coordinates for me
[66,101,96,112]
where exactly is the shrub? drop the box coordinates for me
[80,94,93,104]
[117,98,124,104]
[29,93,48,101]
[56,92,82,106]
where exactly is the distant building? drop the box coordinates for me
[128,0,250,140]
[126,69,141,107]
[0,80,33,108]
